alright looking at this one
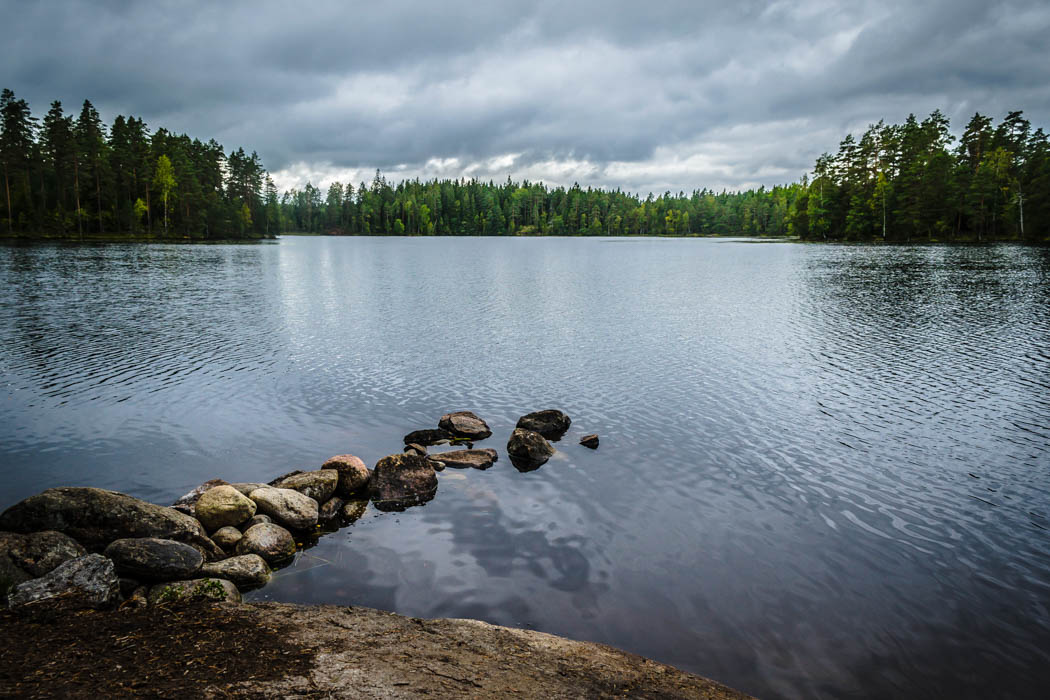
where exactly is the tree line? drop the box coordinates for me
[0,89,273,239]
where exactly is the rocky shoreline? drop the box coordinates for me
[0,409,748,696]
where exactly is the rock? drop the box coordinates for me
[274,470,338,504]
[429,448,498,470]
[579,434,599,449]
[211,526,243,551]
[227,483,268,497]
[0,553,33,601]
[402,428,453,446]
[429,460,446,472]
[171,478,229,516]
[248,488,319,531]
[7,554,120,609]
[507,428,555,471]
[240,514,272,531]
[147,578,241,605]
[0,487,221,557]
[516,410,572,440]
[322,455,372,497]
[200,554,270,589]
[1,530,87,578]
[118,577,141,598]
[234,523,296,564]
[195,485,257,532]
[126,585,149,609]
[403,443,427,457]
[340,500,368,523]
[318,496,345,522]
[438,411,492,440]
[103,538,204,581]
[267,470,304,486]
[368,453,438,512]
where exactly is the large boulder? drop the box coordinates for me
[402,429,452,446]
[516,410,572,440]
[322,455,372,496]
[429,448,498,470]
[103,538,203,581]
[7,554,120,609]
[195,485,257,532]
[1,530,87,578]
[369,454,438,512]
[171,478,229,516]
[200,554,270,589]
[507,428,555,471]
[438,411,492,440]
[0,487,222,557]
[248,488,318,531]
[147,578,242,605]
[234,523,296,564]
[273,470,339,504]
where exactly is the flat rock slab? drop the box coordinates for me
[0,601,752,698]
[438,411,492,440]
[429,448,499,470]
[7,554,120,609]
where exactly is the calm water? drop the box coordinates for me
[2,236,1049,698]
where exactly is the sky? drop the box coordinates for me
[2,0,1048,196]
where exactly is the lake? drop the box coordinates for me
[1,236,1048,699]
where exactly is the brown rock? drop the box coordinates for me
[438,411,492,440]
[368,453,438,512]
[507,428,555,471]
[429,448,498,470]
[579,434,599,449]
[322,455,372,497]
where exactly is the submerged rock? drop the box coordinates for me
[171,478,229,516]
[321,455,372,497]
[248,487,319,531]
[103,538,204,581]
[402,428,452,446]
[274,469,339,504]
[195,485,257,532]
[516,410,572,440]
[147,577,241,605]
[0,530,87,579]
[200,554,270,589]
[0,487,220,556]
[369,453,438,512]
[234,523,296,564]
[7,554,120,609]
[429,448,498,470]
[507,428,555,471]
[438,411,492,440]
[579,434,599,449]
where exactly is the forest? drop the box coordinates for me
[2,88,1046,242]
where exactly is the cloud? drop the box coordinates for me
[2,0,1047,195]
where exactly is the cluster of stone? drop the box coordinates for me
[1,409,599,611]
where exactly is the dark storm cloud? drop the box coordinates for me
[2,0,1047,193]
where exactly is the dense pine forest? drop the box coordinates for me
[2,88,1046,242]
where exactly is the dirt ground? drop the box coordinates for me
[0,600,752,699]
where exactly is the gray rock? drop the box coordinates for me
[340,500,368,523]
[171,478,229,516]
[240,514,272,531]
[318,496,345,522]
[429,448,498,470]
[195,485,257,532]
[322,455,372,497]
[103,538,204,581]
[579,434,599,449]
[8,554,120,609]
[516,410,572,440]
[227,482,268,497]
[369,453,438,512]
[0,487,219,557]
[211,526,244,551]
[147,577,242,605]
[200,554,271,589]
[402,429,453,446]
[438,411,492,440]
[267,470,304,486]
[403,443,428,457]
[234,523,296,564]
[248,487,318,531]
[274,469,339,504]
[1,530,87,578]
[507,428,555,471]
[0,553,33,602]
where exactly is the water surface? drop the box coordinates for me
[1,237,1048,699]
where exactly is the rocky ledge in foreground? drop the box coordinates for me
[0,600,751,699]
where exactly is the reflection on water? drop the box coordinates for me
[1,237,1049,699]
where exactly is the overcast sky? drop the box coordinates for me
[2,0,1047,195]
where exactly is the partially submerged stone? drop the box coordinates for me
[200,554,270,589]
[195,485,257,532]
[273,469,339,504]
[7,554,120,609]
[402,428,452,446]
[318,496,345,522]
[438,411,492,440]
[103,538,203,581]
[579,434,599,449]
[321,455,372,496]
[340,500,368,523]
[507,428,555,471]
[369,453,438,512]
[147,577,241,605]
[429,448,498,470]
[403,443,428,457]
[235,523,296,564]
[516,409,572,440]
[248,487,319,531]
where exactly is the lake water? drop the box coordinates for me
[1,236,1049,699]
